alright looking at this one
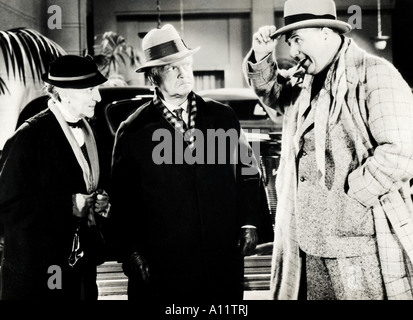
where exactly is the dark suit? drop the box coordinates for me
[111,92,261,301]
[0,108,106,300]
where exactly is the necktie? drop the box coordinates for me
[174,108,187,129]
[174,108,185,122]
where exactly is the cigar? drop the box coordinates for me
[290,58,307,78]
[297,58,307,68]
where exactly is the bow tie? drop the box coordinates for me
[67,120,84,129]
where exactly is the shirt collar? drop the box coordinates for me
[162,99,189,114]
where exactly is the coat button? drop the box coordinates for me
[299,177,306,182]
[302,151,307,157]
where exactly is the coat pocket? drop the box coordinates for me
[336,192,375,237]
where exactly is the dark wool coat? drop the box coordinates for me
[111,93,261,301]
[0,108,106,300]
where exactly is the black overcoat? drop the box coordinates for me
[0,108,106,300]
[111,93,261,301]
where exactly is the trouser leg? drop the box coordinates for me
[326,254,384,300]
[305,253,336,300]
[303,252,384,300]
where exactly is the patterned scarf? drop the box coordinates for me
[294,37,351,189]
[153,88,197,150]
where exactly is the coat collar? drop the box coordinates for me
[153,90,198,149]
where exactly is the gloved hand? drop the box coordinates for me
[238,227,258,256]
[72,193,94,218]
[125,252,150,284]
[94,189,110,218]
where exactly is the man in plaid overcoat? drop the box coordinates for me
[243,0,413,299]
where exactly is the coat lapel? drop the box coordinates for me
[153,91,198,150]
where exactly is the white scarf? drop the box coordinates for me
[48,100,99,193]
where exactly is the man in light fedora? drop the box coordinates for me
[243,0,413,300]
[0,55,111,300]
[111,24,262,301]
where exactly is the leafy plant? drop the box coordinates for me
[93,31,139,78]
[0,27,66,94]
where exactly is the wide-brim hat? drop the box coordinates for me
[271,0,352,39]
[42,55,107,89]
[135,24,200,73]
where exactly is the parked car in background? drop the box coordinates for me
[198,87,282,139]
[89,86,154,180]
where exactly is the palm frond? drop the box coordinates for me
[0,76,9,95]
[0,27,66,94]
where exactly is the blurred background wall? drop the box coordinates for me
[1,0,413,89]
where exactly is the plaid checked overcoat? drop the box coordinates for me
[243,37,413,299]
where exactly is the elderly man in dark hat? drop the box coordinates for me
[243,0,413,300]
[0,55,110,300]
[110,24,261,301]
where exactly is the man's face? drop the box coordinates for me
[59,86,101,119]
[158,56,194,101]
[286,28,333,75]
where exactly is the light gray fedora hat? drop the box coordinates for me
[135,24,200,73]
[271,0,352,39]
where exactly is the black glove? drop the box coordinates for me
[238,227,258,256]
[123,252,150,283]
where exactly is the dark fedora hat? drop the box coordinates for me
[135,24,200,73]
[42,55,107,89]
[271,0,352,39]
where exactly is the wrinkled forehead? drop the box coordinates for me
[163,55,193,69]
[285,27,323,43]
